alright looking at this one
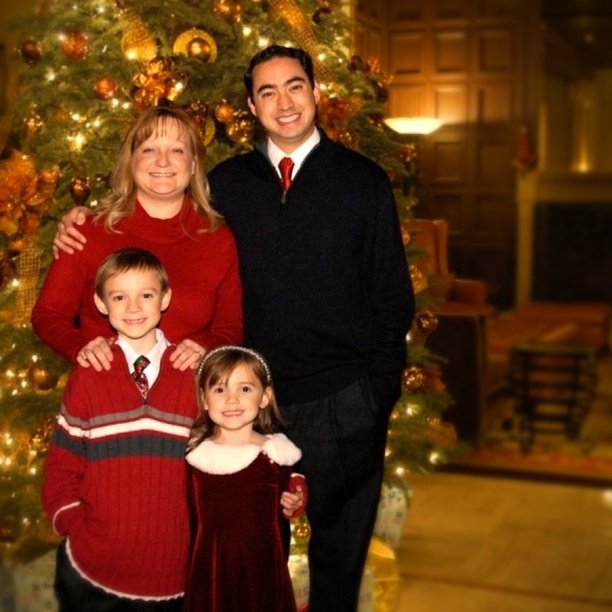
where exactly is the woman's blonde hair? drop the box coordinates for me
[94,105,223,231]
[187,346,285,453]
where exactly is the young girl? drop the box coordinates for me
[183,345,307,612]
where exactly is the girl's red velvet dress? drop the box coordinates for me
[184,434,301,612]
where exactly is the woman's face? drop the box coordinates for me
[131,119,196,216]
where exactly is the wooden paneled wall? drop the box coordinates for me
[354,0,540,308]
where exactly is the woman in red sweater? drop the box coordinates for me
[31,106,243,370]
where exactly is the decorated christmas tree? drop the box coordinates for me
[0,0,455,566]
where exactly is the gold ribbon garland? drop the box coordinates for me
[13,238,40,325]
[267,0,335,86]
[117,5,157,62]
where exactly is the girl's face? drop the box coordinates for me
[203,363,271,438]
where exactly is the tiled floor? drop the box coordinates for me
[395,472,612,611]
[394,353,612,611]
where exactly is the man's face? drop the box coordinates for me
[247,56,320,154]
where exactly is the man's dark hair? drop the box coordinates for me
[243,45,315,100]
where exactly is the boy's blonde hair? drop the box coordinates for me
[95,248,169,300]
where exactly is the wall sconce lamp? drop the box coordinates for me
[383,117,443,208]
[383,116,443,135]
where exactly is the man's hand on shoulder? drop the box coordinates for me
[53,206,90,258]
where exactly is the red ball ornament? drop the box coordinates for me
[416,310,439,334]
[401,366,426,392]
[61,31,89,60]
[19,39,43,64]
[93,76,119,100]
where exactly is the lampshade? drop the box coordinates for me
[384,117,443,135]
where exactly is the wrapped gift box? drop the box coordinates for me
[288,550,376,611]
[373,479,411,549]
[12,549,58,612]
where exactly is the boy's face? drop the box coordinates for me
[94,268,171,353]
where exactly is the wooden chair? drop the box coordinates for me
[508,343,598,453]
[403,218,496,317]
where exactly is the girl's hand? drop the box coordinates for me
[281,473,308,519]
[77,336,115,371]
[170,339,205,371]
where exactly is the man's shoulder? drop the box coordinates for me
[209,149,259,178]
[316,136,388,178]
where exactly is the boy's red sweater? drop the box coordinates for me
[42,346,196,600]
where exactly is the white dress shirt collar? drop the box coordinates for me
[267,128,321,178]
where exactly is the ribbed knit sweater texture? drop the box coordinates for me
[31,200,243,364]
[42,346,196,600]
[209,131,415,411]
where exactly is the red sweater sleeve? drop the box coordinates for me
[31,240,95,364]
[42,373,88,535]
[192,228,243,350]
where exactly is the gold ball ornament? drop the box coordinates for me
[173,29,217,62]
[292,517,311,543]
[188,38,211,60]
[416,310,439,334]
[69,176,91,205]
[61,31,89,60]
[19,39,43,64]
[93,76,119,100]
[28,363,59,392]
[214,99,235,124]
[213,0,243,24]
[401,366,426,393]
[226,112,254,145]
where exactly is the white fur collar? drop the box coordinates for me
[186,433,301,475]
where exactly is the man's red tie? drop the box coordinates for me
[132,355,150,399]
[278,157,294,191]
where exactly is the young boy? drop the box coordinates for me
[42,248,196,611]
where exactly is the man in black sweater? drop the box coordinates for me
[209,46,414,611]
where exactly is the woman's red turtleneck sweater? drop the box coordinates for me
[31,201,243,362]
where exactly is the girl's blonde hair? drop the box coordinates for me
[94,105,223,231]
[187,346,285,453]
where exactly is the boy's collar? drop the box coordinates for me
[116,329,169,369]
